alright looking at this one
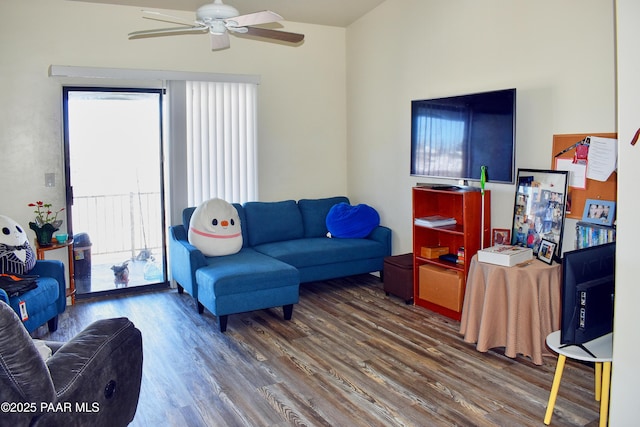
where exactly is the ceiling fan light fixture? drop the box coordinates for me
[208,21,227,34]
[197,0,239,21]
[130,1,304,50]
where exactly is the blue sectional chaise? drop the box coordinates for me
[169,196,392,332]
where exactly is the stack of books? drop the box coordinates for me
[477,245,533,267]
[575,222,616,249]
[414,215,456,227]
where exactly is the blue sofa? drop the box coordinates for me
[0,259,66,333]
[169,196,392,331]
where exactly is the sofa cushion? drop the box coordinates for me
[196,249,299,296]
[7,277,59,315]
[183,207,196,229]
[244,200,304,246]
[298,196,349,238]
[254,237,388,269]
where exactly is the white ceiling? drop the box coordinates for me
[69,0,386,27]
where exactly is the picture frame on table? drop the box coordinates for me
[537,239,557,264]
[491,228,511,246]
[510,168,568,259]
[582,199,616,227]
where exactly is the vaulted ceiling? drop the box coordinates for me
[69,0,386,27]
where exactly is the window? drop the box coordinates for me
[184,81,258,205]
[48,65,259,225]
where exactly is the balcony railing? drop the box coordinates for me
[71,192,163,259]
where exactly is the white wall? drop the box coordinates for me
[346,0,616,255]
[610,0,640,423]
[0,0,347,230]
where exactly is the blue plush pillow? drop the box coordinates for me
[325,203,380,238]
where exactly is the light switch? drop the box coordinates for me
[45,173,55,187]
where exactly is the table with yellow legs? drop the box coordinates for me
[544,330,613,427]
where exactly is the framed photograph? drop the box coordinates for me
[510,168,568,259]
[537,239,557,264]
[582,199,616,226]
[491,228,511,246]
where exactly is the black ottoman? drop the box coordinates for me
[383,253,414,304]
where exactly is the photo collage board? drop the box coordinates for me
[511,169,568,258]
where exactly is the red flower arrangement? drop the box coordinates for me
[28,201,64,227]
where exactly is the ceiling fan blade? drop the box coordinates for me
[129,26,208,39]
[244,27,305,43]
[210,32,230,50]
[142,10,195,26]
[228,10,282,27]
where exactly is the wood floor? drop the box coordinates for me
[34,274,601,426]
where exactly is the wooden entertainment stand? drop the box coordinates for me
[412,185,491,320]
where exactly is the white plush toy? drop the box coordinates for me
[0,214,36,274]
[188,198,243,257]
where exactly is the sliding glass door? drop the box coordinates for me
[63,87,168,298]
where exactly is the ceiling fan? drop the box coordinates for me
[128,0,305,51]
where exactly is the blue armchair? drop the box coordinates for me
[0,259,67,333]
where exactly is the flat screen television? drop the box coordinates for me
[560,242,615,355]
[410,88,516,184]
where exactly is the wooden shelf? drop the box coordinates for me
[414,223,464,234]
[415,257,466,272]
[412,186,490,320]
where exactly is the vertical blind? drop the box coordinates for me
[186,81,258,206]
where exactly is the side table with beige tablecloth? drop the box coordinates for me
[459,254,562,365]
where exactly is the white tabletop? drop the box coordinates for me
[546,330,613,362]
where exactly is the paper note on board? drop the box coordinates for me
[586,136,617,181]
[555,158,587,189]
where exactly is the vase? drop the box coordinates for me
[29,222,60,247]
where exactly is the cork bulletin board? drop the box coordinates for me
[551,133,617,219]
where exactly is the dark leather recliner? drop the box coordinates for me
[0,301,143,427]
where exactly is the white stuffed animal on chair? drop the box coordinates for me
[188,198,242,257]
[0,214,36,274]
